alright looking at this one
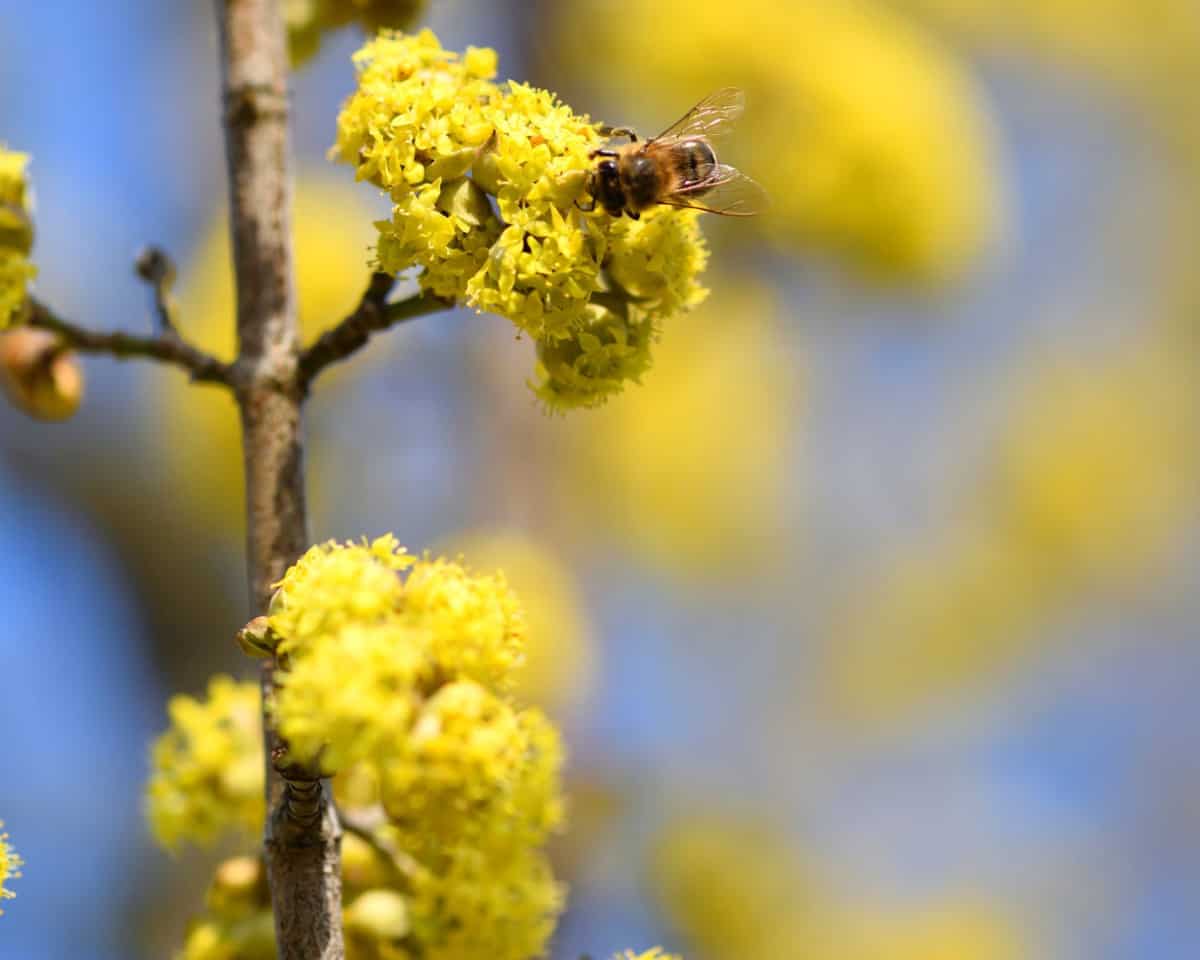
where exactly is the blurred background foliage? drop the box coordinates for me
[1,1,1198,958]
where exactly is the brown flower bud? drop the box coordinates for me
[235,615,277,659]
[0,327,83,421]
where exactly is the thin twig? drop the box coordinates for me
[298,275,453,392]
[24,297,234,386]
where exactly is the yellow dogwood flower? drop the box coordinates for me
[0,148,36,328]
[0,821,21,912]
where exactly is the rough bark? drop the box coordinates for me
[214,1,344,957]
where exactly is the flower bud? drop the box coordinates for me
[206,856,268,919]
[344,888,410,941]
[235,615,277,659]
[342,831,390,891]
[0,327,83,421]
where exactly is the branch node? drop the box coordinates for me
[134,245,178,334]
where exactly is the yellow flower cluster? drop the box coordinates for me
[146,676,265,850]
[0,148,36,328]
[268,535,566,960]
[331,29,709,408]
[550,0,1004,285]
[0,821,20,913]
[286,0,427,66]
[653,814,1024,960]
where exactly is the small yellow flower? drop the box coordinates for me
[0,148,36,329]
[146,676,264,851]
[0,821,21,912]
[401,557,526,691]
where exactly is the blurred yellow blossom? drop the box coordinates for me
[286,0,427,66]
[0,821,20,912]
[160,174,384,534]
[446,531,595,713]
[380,680,526,838]
[998,346,1195,589]
[146,676,265,851]
[0,148,36,328]
[268,534,412,656]
[830,342,1196,723]
[654,813,1025,959]
[900,0,1200,84]
[653,814,813,955]
[561,281,797,575]
[550,0,1006,284]
[836,904,1025,960]
[271,621,425,771]
[332,29,710,407]
[178,912,275,960]
[344,888,410,948]
[401,557,526,692]
[406,843,562,960]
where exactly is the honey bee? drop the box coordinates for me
[579,87,767,219]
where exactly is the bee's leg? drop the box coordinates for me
[598,124,638,142]
[626,209,641,221]
[575,172,598,212]
[588,148,619,160]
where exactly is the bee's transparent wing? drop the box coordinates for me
[648,87,746,146]
[662,164,768,217]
